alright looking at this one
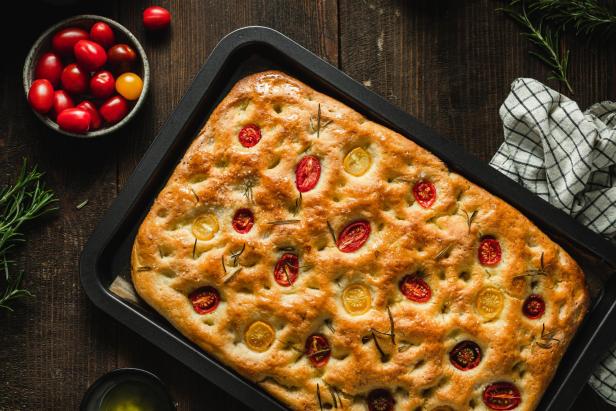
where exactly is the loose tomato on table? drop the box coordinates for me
[51,90,74,119]
[90,71,115,99]
[89,22,115,48]
[76,101,102,130]
[57,108,91,134]
[51,27,89,56]
[28,79,54,114]
[61,64,89,95]
[34,52,63,87]
[143,6,171,30]
[99,95,129,124]
[115,72,143,101]
[74,40,107,72]
[107,44,137,73]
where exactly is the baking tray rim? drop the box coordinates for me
[80,25,616,411]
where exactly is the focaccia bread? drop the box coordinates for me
[131,71,589,411]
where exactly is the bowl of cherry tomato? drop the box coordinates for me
[23,15,150,138]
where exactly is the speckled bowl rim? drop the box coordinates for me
[79,367,175,410]
[23,14,150,139]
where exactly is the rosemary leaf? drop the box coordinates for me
[501,2,574,93]
[528,0,616,39]
[267,219,300,225]
[76,199,88,209]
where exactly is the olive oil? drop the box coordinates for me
[99,381,170,411]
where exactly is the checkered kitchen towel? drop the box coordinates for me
[489,77,616,404]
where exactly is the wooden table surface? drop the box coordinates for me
[1,1,614,410]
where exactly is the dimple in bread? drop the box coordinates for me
[131,71,589,411]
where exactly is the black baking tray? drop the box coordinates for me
[80,26,616,411]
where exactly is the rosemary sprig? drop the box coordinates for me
[309,103,332,138]
[241,177,257,204]
[326,221,337,244]
[535,323,561,349]
[514,252,548,281]
[317,383,323,411]
[192,238,197,259]
[328,385,341,409]
[528,0,616,39]
[0,160,57,312]
[461,209,478,234]
[292,192,302,215]
[230,243,246,267]
[223,267,242,283]
[190,188,200,203]
[221,255,227,274]
[370,306,396,345]
[501,2,573,93]
[267,219,300,225]
[76,199,88,209]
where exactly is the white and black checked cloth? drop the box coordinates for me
[489,78,616,404]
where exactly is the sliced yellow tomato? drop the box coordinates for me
[192,214,219,241]
[343,147,372,176]
[245,320,275,352]
[475,286,504,320]
[342,283,371,315]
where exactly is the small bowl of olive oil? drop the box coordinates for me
[81,368,175,411]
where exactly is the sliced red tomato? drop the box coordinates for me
[522,294,545,319]
[238,124,261,147]
[483,382,521,410]
[188,286,220,314]
[413,180,437,208]
[273,253,299,287]
[367,389,395,411]
[336,220,370,253]
[449,340,482,371]
[399,275,431,303]
[478,236,502,266]
[232,208,254,234]
[295,155,321,192]
[305,334,330,367]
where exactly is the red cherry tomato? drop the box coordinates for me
[89,22,115,48]
[51,27,89,56]
[107,44,137,73]
[77,101,102,130]
[413,180,437,208]
[273,253,299,287]
[188,286,220,314]
[449,340,482,371]
[73,40,107,72]
[34,52,63,87]
[232,208,254,234]
[60,64,89,95]
[399,275,431,303]
[51,90,74,119]
[27,79,54,114]
[143,6,171,30]
[522,294,545,319]
[99,95,129,124]
[90,71,115,99]
[367,389,395,411]
[238,124,261,147]
[336,220,370,253]
[478,236,502,266]
[57,108,91,134]
[295,155,321,192]
[483,382,521,410]
[305,334,331,367]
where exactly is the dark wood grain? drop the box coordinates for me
[0,0,613,410]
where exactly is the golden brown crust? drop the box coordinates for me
[131,71,589,411]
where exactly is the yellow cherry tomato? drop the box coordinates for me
[342,283,371,315]
[115,72,143,101]
[475,286,504,320]
[245,320,275,352]
[192,214,219,241]
[343,147,372,176]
